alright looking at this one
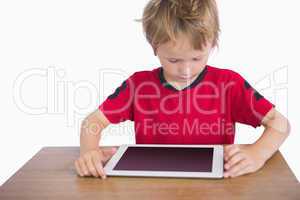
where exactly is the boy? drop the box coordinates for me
[75,0,290,179]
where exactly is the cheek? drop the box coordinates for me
[164,65,178,76]
[160,62,180,77]
[190,61,207,75]
[160,59,174,71]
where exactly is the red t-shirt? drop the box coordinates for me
[99,65,274,144]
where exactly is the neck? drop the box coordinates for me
[163,71,200,91]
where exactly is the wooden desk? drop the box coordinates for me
[0,147,299,200]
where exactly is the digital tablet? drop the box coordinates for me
[104,144,224,179]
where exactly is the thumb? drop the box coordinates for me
[223,144,233,152]
[100,147,118,162]
[103,147,118,154]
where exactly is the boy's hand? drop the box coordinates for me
[74,147,118,179]
[223,144,267,178]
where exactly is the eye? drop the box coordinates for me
[168,59,178,63]
[193,58,201,61]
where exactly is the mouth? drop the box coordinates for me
[177,75,193,81]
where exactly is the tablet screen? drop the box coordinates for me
[113,147,214,172]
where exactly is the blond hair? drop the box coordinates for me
[141,0,220,50]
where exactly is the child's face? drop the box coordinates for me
[156,34,212,84]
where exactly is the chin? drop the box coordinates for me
[176,77,194,82]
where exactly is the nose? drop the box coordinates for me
[178,64,191,76]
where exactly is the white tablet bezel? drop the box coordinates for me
[104,144,223,179]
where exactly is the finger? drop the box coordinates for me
[225,152,245,170]
[226,159,250,178]
[78,158,90,176]
[224,146,240,162]
[75,160,84,177]
[92,154,106,179]
[85,157,99,177]
[231,165,253,178]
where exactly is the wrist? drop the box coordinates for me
[251,142,275,162]
[80,145,99,156]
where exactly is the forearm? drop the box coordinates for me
[254,109,290,161]
[80,124,102,154]
[253,126,289,161]
[79,110,110,155]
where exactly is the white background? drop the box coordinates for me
[0,0,299,185]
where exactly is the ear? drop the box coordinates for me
[152,45,157,56]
